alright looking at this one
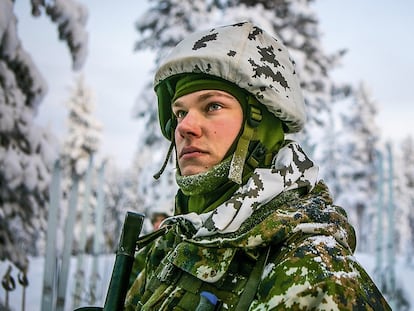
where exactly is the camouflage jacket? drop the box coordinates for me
[125,179,391,310]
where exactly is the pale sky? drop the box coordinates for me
[314,0,414,143]
[14,0,414,170]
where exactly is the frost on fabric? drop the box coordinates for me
[293,222,329,234]
[332,269,360,283]
[293,223,350,250]
[309,235,337,249]
[262,262,276,280]
[247,234,264,248]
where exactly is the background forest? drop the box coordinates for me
[1,0,413,310]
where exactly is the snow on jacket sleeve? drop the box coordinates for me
[250,234,391,310]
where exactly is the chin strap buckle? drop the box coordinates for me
[247,105,262,128]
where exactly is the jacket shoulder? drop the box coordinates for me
[252,235,391,310]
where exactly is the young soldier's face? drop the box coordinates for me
[173,90,243,176]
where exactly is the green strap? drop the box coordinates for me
[235,247,271,310]
[228,103,262,184]
[228,122,255,184]
[136,225,171,249]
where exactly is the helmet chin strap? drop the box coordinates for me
[228,102,262,184]
[153,133,175,180]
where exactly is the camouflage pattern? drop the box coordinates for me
[154,21,306,139]
[165,141,318,241]
[125,142,391,310]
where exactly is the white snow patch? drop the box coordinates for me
[309,235,337,248]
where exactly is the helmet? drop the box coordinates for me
[154,21,306,140]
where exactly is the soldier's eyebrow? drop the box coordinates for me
[172,91,236,107]
[198,91,235,102]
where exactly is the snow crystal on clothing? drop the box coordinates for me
[309,235,337,248]
[273,146,293,169]
[332,269,360,281]
[247,234,264,248]
[293,222,329,233]
[262,262,276,280]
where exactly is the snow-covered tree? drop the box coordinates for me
[402,136,414,262]
[220,0,349,151]
[132,140,177,233]
[131,0,347,216]
[316,105,341,197]
[334,82,380,252]
[394,135,414,262]
[60,74,102,254]
[101,159,147,250]
[61,75,101,176]
[0,0,88,270]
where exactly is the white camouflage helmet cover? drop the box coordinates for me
[154,21,306,133]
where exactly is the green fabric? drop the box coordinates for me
[176,157,231,197]
[235,247,270,310]
[252,101,284,154]
[155,79,175,139]
[228,116,255,184]
[125,181,391,310]
[175,157,237,215]
[172,74,248,106]
[177,175,240,215]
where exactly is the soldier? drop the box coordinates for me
[125,21,391,310]
[149,200,174,231]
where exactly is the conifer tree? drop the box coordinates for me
[60,75,102,253]
[0,0,88,270]
[403,136,414,262]
[334,82,380,251]
[62,75,101,176]
[394,135,414,262]
[102,159,147,248]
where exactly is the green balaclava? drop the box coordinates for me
[157,74,284,214]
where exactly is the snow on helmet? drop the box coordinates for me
[154,21,306,139]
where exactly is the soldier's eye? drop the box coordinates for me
[175,110,187,119]
[207,103,222,112]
